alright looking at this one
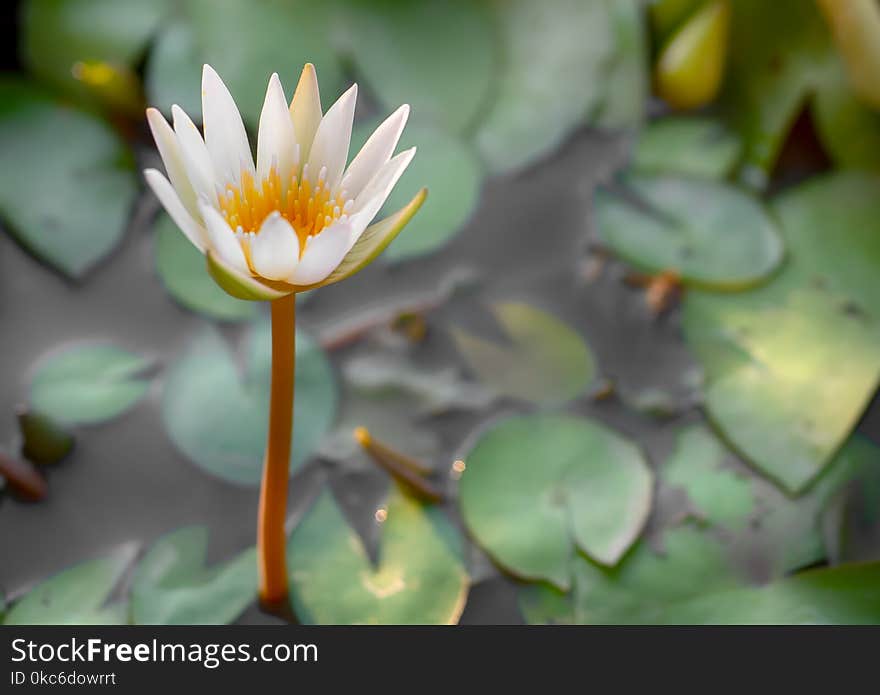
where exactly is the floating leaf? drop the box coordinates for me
[131,527,256,625]
[183,0,345,126]
[162,321,336,486]
[144,18,203,120]
[460,413,653,589]
[720,0,834,186]
[521,527,880,624]
[519,525,740,624]
[0,80,138,278]
[662,562,880,624]
[633,117,742,179]
[30,344,151,426]
[683,173,880,492]
[288,486,468,624]
[475,0,614,173]
[452,302,595,406]
[663,425,754,531]
[593,0,649,129]
[662,426,876,578]
[594,174,783,289]
[4,545,135,625]
[813,64,880,174]
[21,0,169,102]
[153,213,255,321]
[17,408,74,465]
[346,0,495,133]
[351,120,482,262]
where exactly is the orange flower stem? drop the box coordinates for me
[257,293,296,612]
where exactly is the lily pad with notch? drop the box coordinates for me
[287,485,468,624]
[460,413,653,589]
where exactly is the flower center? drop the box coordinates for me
[216,165,351,248]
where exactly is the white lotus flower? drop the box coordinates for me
[144,63,424,300]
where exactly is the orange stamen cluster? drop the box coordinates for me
[217,166,349,250]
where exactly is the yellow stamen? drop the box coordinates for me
[216,167,349,252]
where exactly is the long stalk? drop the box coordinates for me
[257,293,296,611]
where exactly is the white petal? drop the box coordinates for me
[251,213,300,280]
[306,83,357,192]
[288,223,351,285]
[144,169,208,252]
[257,73,298,189]
[199,202,249,273]
[201,64,255,186]
[146,108,199,219]
[345,147,417,250]
[289,63,322,162]
[341,104,409,199]
[172,104,217,204]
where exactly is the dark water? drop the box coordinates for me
[1,123,877,625]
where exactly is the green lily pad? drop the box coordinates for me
[346,0,495,134]
[30,344,152,425]
[183,0,345,126]
[21,0,169,101]
[4,544,136,625]
[593,0,649,130]
[659,426,877,578]
[633,118,742,179]
[683,173,880,493]
[161,320,337,486]
[153,213,255,321]
[475,0,614,173]
[519,524,741,624]
[460,413,653,589]
[144,18,203,120]
[350,120,482,262]
[0,80,137,278]
[288,486,469,624]
[594,174,783,289]
[662,562,880,624]
[663,425,754,531]
[131,527,256,625]
[451,302,595,406]
[813,65,880,174]
[720,0,835,187]
[522,526,880,624]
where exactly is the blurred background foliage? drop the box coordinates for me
[1,0,880,625]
